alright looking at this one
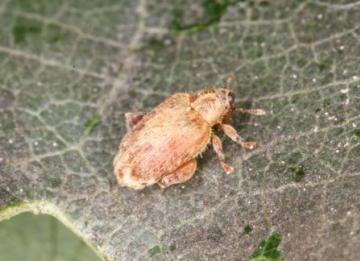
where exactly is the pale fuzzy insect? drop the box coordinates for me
[113,76,265,190]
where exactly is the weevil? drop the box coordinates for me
[113,76,265,190]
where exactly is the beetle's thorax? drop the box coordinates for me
[191,88,234,126]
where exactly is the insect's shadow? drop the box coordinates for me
[233,99,254,128]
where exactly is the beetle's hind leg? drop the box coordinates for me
[125,112,146,130]
[211,134,234,174]
[158,159,197,188]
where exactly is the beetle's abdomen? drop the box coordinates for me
[113,93,211,189]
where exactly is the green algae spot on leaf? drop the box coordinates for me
[243,224,253,235]
[12,17,42,44]
[83,115,100,137]
[171,0,244,33]
[352,129,360,138]
[249,233,284,261]
[148,244,176,257]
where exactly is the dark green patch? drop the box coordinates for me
[289,0,304,10]
[148,245,163,256]
[352,129,360,137]
[322,98,331,108]
[169,244,176,252]
[289,164,305,182]
[259,1,270,7]
[287,152,303,165]
[249,233,284,261]
[290,94,300,104]
[148,244,176,257]
[49,177,62,188]
[145,37,166,51]
[46,24,63,43]
[171,0,243,33]
[83,115,100,136]
[315,61,327,72]
[12,17,42,43]
[243,224,253,235]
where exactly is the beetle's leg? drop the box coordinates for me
[237,108,266,116]
[211,134,234,174]
[158,159,197,188]
[125,112,146,130]
[220,124,257,149]
[221,110,233,125]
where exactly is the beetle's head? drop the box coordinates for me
[212,88,236,114]
[191,88,236,126]
[191,75,237,126]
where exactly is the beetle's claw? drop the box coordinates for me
[224,165,234,174]
[241,141,257,149]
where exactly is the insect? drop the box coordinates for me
[113,75,265,190]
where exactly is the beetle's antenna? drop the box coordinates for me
[223,74,235,89]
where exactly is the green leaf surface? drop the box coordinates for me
[0,213,100,261]
[1,0,360,260]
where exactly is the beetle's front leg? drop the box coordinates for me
[237,108,266,116]
[220,124,256,149]
[211,134,234,174]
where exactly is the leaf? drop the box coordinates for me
[0,213,100,261]
[0,0,360,260]
[249,233,283,261]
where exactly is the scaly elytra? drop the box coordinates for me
[113,75,265,190]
